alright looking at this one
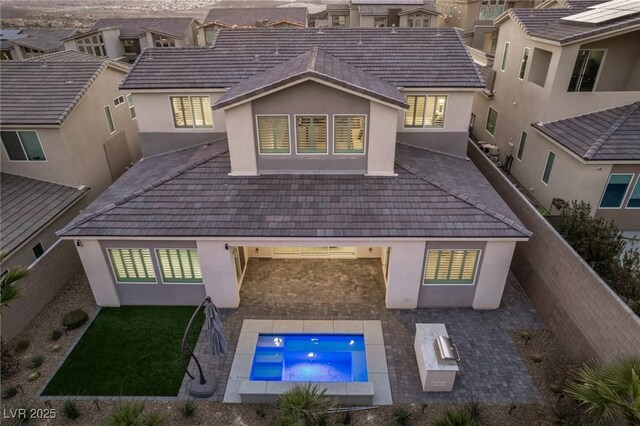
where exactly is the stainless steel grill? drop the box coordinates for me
[435,336,460,362]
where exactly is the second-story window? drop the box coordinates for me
[170,96,213,129]
[257,115,290,154]
[104,105,115,134]
[374,17,387,27]
[122,39,137,54]
[407,13,430,27]
[23,47,44,58]
[204,27,217,45]
[1,130,46,161]
[500,42,510,71]
[519,47,530,80]
[568,49,604,92]
[76,35,106,57]
[332,15,346,27]
[296,115,327,154]
[334,115,366,154]
[153,34,176,47]
[404,95,447,128]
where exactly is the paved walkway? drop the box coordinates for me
[179,258,543,404]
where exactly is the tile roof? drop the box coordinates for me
[351,0,426,4]
[58,140,529,239]
[214,47,408,110]
[1,173,88,256]
[0,52,125,125]
[533,102,640,161]
[120,28,484,90]
[87,18,195,39]
[501,7,640,44]
[202,7,307,28]
[8,28,76,51]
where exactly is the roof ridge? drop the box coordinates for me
[395,159,531,236]
[58,61,108,124]
[59,146,229,235]
[584,102,640,160]
[308,46,319,70]
[452,28,486,87]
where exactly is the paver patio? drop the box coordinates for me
[180,258,543,404]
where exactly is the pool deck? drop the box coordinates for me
[179,258,543,404]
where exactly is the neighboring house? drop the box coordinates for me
[327,0,439,28]
[0,28,77,60]
[0,50,141,270]
[470,1,639,233]
[198,7,308,46]
[63,18,199,62]
[58,28,531,312]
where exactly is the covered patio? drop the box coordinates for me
[180,258,543,404]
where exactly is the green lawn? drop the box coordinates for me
[42,306,204,396]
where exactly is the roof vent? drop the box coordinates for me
[255,54,260,61]
[275,42,279,55]
[358,35,363,45]
[391,24,397,34]
[317,27,324,34]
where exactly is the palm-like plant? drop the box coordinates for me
[276,383,336,426]
[0,251,29,308]
[565,354,640,425]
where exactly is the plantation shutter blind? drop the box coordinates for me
[404,95,426,127]
[156,249,203,283]
[296,116,327,153]
[257,116,290,153]
[425,96,446,127]
[108,249,155,282]
[191,97,213,128]
[171,96,193,128]
[334,116,365,153]
[424,250,480,284]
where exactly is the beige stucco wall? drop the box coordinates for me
[368,102,398,175]
[226,102,258,175]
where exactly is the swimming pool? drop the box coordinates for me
[250,334,368,382]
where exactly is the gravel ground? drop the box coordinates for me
[1,273,588,425]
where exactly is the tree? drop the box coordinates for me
[0,251,29,378]
[565,355,640,425]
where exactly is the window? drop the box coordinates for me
[76,34,106,57]
[204,27,217,45]
[407,13,430,27]
[528,48,552,87]
[104,105,115,134]
[32,242,45,259]
[114,96,125,106]
[257,115,290,154]
[153,33,175,47]
[156,249,203,283]
[126,94,136,119]
[23,47,44,58]
[519,47,530,80]
[374,17,387,27]
[485,107,498,135]
[404,95,447,128]
[480,0,506,20]
[332,15,346,27]
[600,174,632,208]
[122,39,137,54]
[108,248,156,283]
[516,131,526,161]
[424,249,480,284]
[296,115,327,154]
[1,131,46,161]
[541,151,555,185]
[500,42,510,72]
[568,49,604,92]
[627,178,640,208]
[170,96,213,128]
[334,115,366,154]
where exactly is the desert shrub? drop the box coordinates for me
[11,406,33,425]
[1,342,20,379]
[276,383,335,426]
[62,400,81,420]
[433,401,482,426]
[106,401,145,426]
[144,412,166,426]
[29,355,44,369]
[391,405,413,426]
[62,310,88,330]
[180,400,197,418]
[339,410,352,424]
[50,329,63,341]
[2,386,18,400]
[15,339,30,352]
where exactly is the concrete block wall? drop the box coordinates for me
[1,240,82,340]
[468,142,640,361]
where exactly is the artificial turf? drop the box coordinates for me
[42,306,205,396]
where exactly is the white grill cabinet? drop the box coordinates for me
[414,324,459,392]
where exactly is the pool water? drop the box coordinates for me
[250,334,368,382]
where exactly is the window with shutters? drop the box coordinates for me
[256,115,290,154]
[170,96,213,129]
[108,249,156,283]
[156,249,203,283]
[423,249,480,285]
[295,115,327,154]
[334,115,365,154]
[404,95,447,128]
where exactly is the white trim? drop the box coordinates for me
[66,236,531,243]
[168,95,214,130]
[626,176,640,209]
[500,41,510,72]
[255,114,292,155]
[154,247,204,285]
[516,130,527,162]
[0,129,47,163]
[332,114,367,155]
[422,248,481,286]
[485,106,498,136]
[103,105,116,135]
[126,93,136,120]
[113,95,125,107]
[518,47,530,81]
[294,114,329,155]
[541,150,556,186]
[106,247,158,285]
[598,173,634,210]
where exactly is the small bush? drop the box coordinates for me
[50,329,63,341]
[391,405,413,426]
[62,310,89,330]
[255,404,267,419]
[339,410,352,424]
[15,339,30,352]
[29,355,44,369]
[12,406,33,425]
[1,342,20,379]
[276,383,336,426]
[144,412,167,426]
[2,386,18,400]
[180,400,197,418]
[433,401,482,426]
[107,401,145,426]
[62,400,81,420]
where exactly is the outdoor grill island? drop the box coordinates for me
[414,323,460,392]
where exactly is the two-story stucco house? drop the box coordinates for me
[0,51,141,271]
[327,0,439,28]
[0,28,78,61]
[471,1,640,242]
[198,8,308,46]
[63,18,199,62]
[58,28,530,312]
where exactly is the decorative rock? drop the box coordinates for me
[51,344,61,352]
[519,330,531,339]
[28,372,40,381]
[548,384,563,394]
[531,354,543,363]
